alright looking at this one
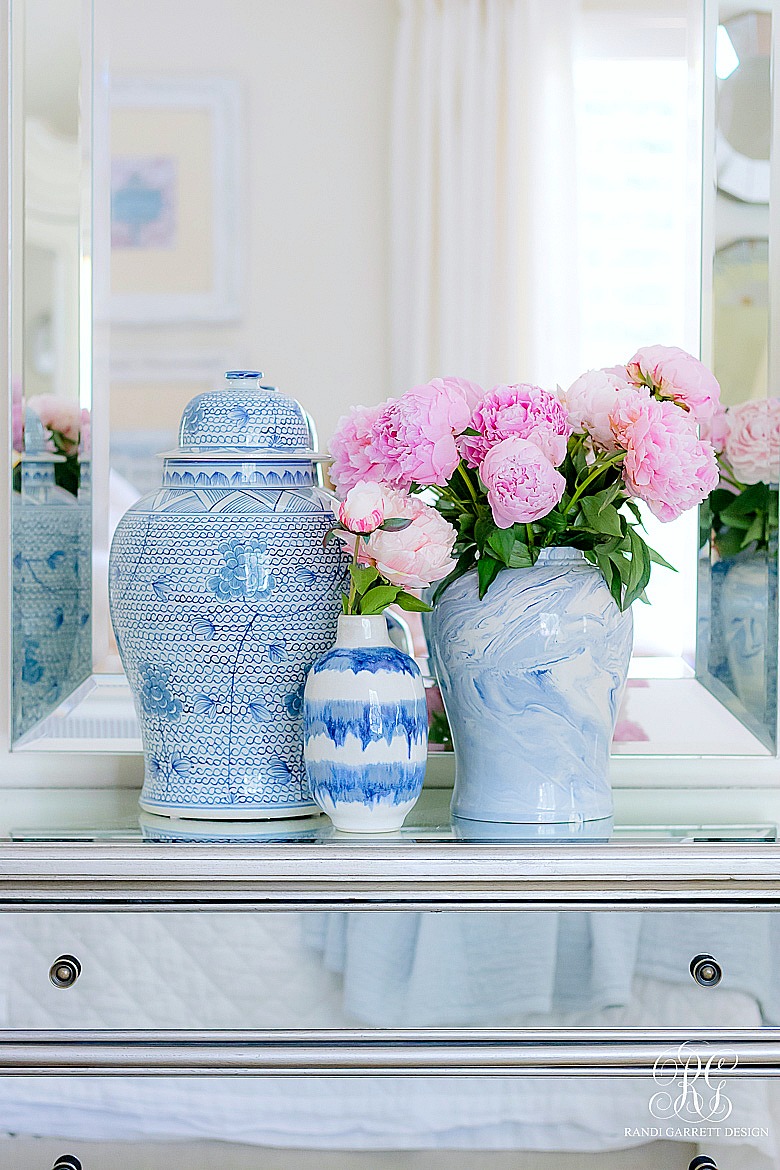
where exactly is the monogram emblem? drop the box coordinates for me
[649,1042,737,1123]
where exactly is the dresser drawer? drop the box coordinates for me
[0,1071,776,1168]
[1,909,778,1032]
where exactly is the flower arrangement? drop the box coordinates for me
[329,345,720,611]
[705,397,780,558]
[13,385,89,497]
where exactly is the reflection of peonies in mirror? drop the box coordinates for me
[13,387,89,497]
[329,346,720,611]
[706,397,780,558]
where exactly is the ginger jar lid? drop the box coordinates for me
[163,371,329,462]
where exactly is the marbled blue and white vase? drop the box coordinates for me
[109,370,345,819]
[427,548,633,826]
[303,615,427,832]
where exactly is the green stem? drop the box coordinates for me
[566,451,626,516]
[718,468,748,493]
[346,537,362,615]
[433,484,466,506]
[525,523,534,549]
[456,461,480,506]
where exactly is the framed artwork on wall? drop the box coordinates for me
[102,78,242,324]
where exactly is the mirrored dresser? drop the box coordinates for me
[2,0,780,1166]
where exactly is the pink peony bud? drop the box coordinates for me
[337,482,387,533]
[480,437,566,529]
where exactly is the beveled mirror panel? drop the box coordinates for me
[6,0,778,768]
[697,0,778,750]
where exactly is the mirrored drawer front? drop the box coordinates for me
[2,910,778,1030]
[0,1075,776,1169]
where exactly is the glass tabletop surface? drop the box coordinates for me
[3,788,778,845]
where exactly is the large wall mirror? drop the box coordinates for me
[6,0,779,776]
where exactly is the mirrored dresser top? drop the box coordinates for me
[2,787,780,909]
[2,788,778,845]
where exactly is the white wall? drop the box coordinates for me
[104,0,398,444]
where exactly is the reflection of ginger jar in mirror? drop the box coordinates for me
[714,550,778,720]
[109,371,345,819]
[12,411,90,740]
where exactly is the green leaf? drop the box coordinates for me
[623,527,652,608]
[349,564,378,594]
[507,541,534,568]
[474,511,497,552]
[646,543,676,572]
[592,480,624,509]
[720,482,769,517]
[487,527,517,565]
[358,585,401,615]
[458,512,475,539]
[624,500,643,525]
[536,508,568,532]
[461,426,480,437]
[380,517,413,531]
[741,512,766,548]
[716,527,748,558]
[596,552,624,610]
[394,590,433,612]
[477,554,502,598]
[580,496,623,538]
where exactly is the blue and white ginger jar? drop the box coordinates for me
[109,370,345,819]
[427,548,633,826]
[12,410,91,740]
[303,615,427,832]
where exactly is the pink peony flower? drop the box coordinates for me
[609,387,719,521]
[723,398,780,485]
[626,344,721,423]
[29,394,82,443]
[11,379,23,452]
[371,378,476,488]
[439,376,484,414]
[564,368,633,451]
[329,403,388,496]
[461,383,572,468]
[700,402,730,453]
[479,437,566,528]
[338,481,387,533]
[344,489,457,588]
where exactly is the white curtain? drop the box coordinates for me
[390,0,581,393]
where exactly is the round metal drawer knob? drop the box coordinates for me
[689,1157,718,1170]
[690,953,722,987]
[52,1157,82,1170]
[49,954,82,989]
